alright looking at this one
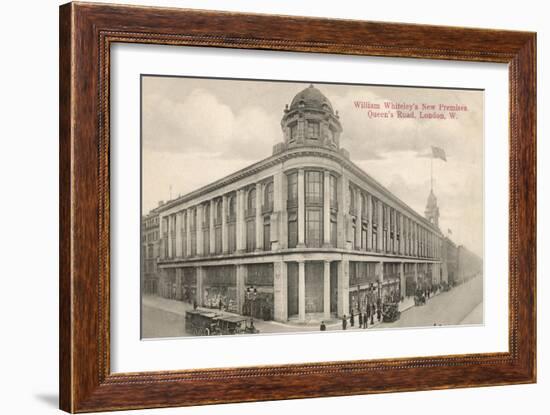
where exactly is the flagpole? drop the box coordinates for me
[430,153,433,192]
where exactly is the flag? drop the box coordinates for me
[431,146,447,161]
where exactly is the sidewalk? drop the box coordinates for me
[143,289,446,334]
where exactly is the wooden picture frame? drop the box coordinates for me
[59,2,536,412]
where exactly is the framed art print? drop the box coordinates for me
[59,2,536,412]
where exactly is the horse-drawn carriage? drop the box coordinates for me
[382,302,401,322]
[185,310,260,336]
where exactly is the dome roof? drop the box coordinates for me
[289,84,334,113]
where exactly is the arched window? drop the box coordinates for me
[247,188,256,213]
[228,195,236,220]
[216,200,222,220]
[203,204,210,255]
[203,204,210,227]
[246,188,256,251]
[349,186,356,214]
[214,200,223,254]
[289,123,298,142]
[264,182,273,211]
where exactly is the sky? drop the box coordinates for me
[142,76,484,257]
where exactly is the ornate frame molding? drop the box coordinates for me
[60,2,536,412]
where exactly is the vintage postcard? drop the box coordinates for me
[140,76,483,338]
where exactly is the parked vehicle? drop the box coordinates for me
[414,292,426,306]
[217,316,249,335]
[382,302,401,322]
[185,310,220,336]
[185,310,260,336]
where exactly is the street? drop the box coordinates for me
[141,275,483,338]
[379,274,483,328]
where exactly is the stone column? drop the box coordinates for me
[337,260,350,317]
[273,260,288,322]
[387,209,392,254]
[167,214,173,259]
[399,214,405,255]
[175,213,182,257]
[186,210,192,257]
[236,264,246,314]
[196,266,204,306]
[323,260,331,319]
[377,261,384,285]
[414,262,418,284]
[377,202,384,253]
[255,182,263,251]
[399,262,405,300]
[222,195,228,254]
[297,169,306,247]
[298,260,306,321]
[413,223,417,256]
[356,190,362,249]
[337,174,349,249]
[271,170,284,250]
[323,170,331,247]
[366,193,373,251]
[209,200,215,255]
[236,189,245,252]
[196,205,203,256]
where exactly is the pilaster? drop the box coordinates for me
[273,261,288,322]
[255,182,263,251]
[298,260,306,321]
[337,259,349,317]
[323,260,331,319]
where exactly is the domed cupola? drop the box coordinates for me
[280,84,343,151]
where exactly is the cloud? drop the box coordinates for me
[142,88,280,161]
[330,87,483,164]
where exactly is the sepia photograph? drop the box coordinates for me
[140,76,484,339]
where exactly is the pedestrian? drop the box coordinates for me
[342,315,347,330]
[320,321,326,331]
[358,311,363,328]
[350,310,355,327]
[363,311,368,328]
[193,299,197,310]
[377,306,382,322]
[218,298,223,310]
[371,303,375,325]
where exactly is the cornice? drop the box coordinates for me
[156,146,441,232]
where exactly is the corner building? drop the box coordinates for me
[156,85,446,323]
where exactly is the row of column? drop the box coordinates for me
[348,186,441,259]
[273,260,334,322]
[161,258,442,322]
[160,173,441,260]
[163,178,280,259]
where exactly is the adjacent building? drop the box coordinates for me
[147,84,453,323]
[142,208,161,295]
